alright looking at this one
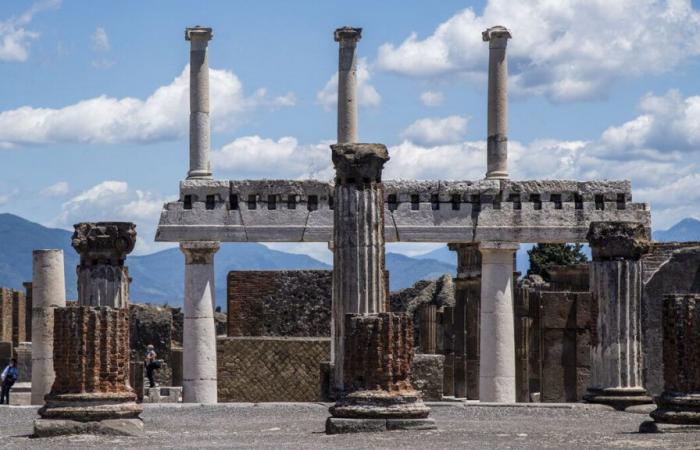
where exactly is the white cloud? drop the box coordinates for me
[211,135,333,180]
[376,1,700,102]
[0,65,294,147]
[0,193,10,206]
[399,115,468,146]
[0,0,60,62]
[420,91,444,107]
[91,27,109,52]
[40,181,69,197]
[55,181,172,254]
[316,58,381,111]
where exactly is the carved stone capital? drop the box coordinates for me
[587,222,650,261]
[180,241,220,265]
[185,26,213,41]
[334,26,362,44]
[482,25,511,49]
[332,143,389,184]
[71,222,136,267]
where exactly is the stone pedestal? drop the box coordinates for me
[181,241,219,403]
[584,222,652,410]
[31,249,66,405]
[327,313,435,433]
[640,294,700,433]
[72,222,136,308]
[34,306,143,437]
[479,241,518,402]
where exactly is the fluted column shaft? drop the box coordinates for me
[482,26,511,180]
[186,27,213,179]
[334,27,361,144]
[181,241,219,403]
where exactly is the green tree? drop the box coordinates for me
[527,243,588,280]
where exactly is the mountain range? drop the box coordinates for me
[1,213,697,308]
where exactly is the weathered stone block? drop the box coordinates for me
[325,417,386,434]
[409,354,444,401]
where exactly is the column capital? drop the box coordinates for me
[71,222,137,266]
[482,25,511,49]
[180,241,220,264]
[332,143,389,184]
[185,26,213,42]
[334,26,362,45]
[479,241,519,252]
[587,222,650,261]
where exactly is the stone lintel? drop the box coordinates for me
[334,26,362,43]
[185,26,213,41]
[332,143,389,184]
[587,221,650,260]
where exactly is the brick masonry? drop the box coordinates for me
[662,294,700,394]
[51,306,131,395]
[217,336,330,402]
[0,288,13,343]
[227,270,332,337]
[11,290,26,347]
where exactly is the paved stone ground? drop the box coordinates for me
[0,403,697,449]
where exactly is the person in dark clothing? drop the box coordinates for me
[0,359,18,405]
[145,345,160,388]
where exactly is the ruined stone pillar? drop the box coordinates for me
[180,241,219,403]
[186,26,213,180]
[331,143,388,391]
[640,294,700,432]
[449,242,481,399]
[23,281,32,342]
[71,222,136,308]
[34,307,143,437]
[479,241,518,402]
[334,27,361,143]
[584,222,652,410]
[419,304,437,354]
[31,250,66,405]
[482,26,511,180]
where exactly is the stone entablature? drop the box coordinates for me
[156,179,650,243]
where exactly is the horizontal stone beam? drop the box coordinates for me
[155,179,650,243]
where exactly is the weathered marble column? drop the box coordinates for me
[449,243,481,399]
[72,222,136,308]
[334,27,362,144]
[584,222,652,410]
[186,26,213,180]
[180,241,219,403]
[31,249,66,405]
[479,241,518,402]
[640,294,700,432]
[419,304,437,354]
[482,26,511,180]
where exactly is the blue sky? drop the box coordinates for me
[1,0,700,261]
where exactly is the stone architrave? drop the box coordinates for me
[479,241,518,402]
[482,25,511,180]
[584,222,652,410]
[326,143,434,433]
[640,294,700,433]
[334,27,361,144]
[186,26,214,180]
[31,249,66,405]
[72,222,136,308]
[34,307,143,437]
[180,241,219,403]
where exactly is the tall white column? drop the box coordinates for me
[479,241,518,402]
[180,241,219,404]
[334,27,362,144]
[482,26,511,180]
[186,26,213,180]
[31,249,66,405]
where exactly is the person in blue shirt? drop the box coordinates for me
[0,359,18,405]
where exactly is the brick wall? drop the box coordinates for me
[0,288,12,343]
[217,336,330,402]
[11,290,26,346]
[51,306,131,395]
[227,270,332,337]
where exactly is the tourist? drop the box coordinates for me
[145,345,160,388]
[0,358,18,405]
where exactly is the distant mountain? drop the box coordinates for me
[385,253,454,290]
[415,244,533,275]
[653,218,700,242]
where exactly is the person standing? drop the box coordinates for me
[145,345,160,388]
[0,359,18,405]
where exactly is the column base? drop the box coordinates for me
[649,392,700,425]
[583,387,652,411]
[329,389,431,419]
[38,392,143,422]
[33,418,144,437]
[639,420,700,434]
[326,417,437,434]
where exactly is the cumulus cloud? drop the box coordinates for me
[0,0,60,62]
[376,0,700,102]
[55,181,172,254]
[0,65,294,147]
[316,58,381,111]
[400,115,468,146]
[40,181,69,197]
[420,90,444,107]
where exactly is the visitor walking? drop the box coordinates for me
[145,345,160,388]
[0,359,18,405]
